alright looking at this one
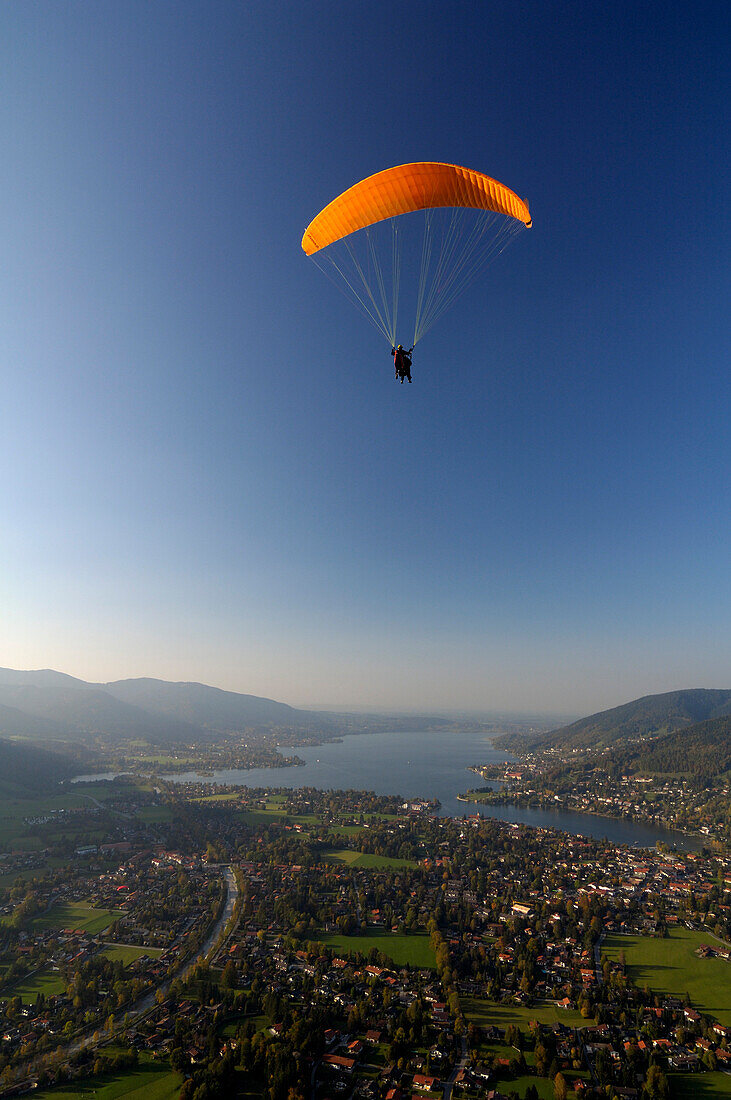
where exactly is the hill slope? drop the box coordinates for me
[0,700,70,740]
[0,737,78,796]
[533,689,731,751]
[619,715,731,778]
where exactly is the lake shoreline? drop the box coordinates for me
[457,785,709,849]
[70,725,703,853]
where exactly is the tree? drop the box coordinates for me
[170,1047,190,1075]
[505,1024,522,1049]
[645,1064,669,1099]
[553,1072,567,1100]
[221,960,237,990]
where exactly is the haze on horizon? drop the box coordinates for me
[1,1,728,720]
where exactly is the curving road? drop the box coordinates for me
[127,864,238,1014]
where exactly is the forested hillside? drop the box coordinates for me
[618,715,731,780]
[530,689,731,751]
[0,737,78,796]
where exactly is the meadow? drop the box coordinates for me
[0,793,83,851]
[462,995,592,1031]
[220,1012,268,1038]
[31,1054,180,1100]
[0,781,152,855]
[321,847,417,869]
[102,944,163,964]
[670,1072,731,1098]
[237,807,319,827]
[603,927,731,1025]
[10,966,67,1000]
[320,929,435,969]
[134,806,173,824]
[35,901,124,935]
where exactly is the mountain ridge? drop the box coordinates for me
[526,688,731,752]
[0,667,328,745]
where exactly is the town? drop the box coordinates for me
[1,779,730,1099]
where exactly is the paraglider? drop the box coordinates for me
[302,162,531,378]
[392,344,413,384]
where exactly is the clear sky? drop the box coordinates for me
[1,1,728,715]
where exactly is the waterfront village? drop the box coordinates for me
[1,780,731,1099]
[467,756,731,845]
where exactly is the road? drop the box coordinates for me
[442,1034,468,1100]
[594,931,605,984]
[130,864,238,1015]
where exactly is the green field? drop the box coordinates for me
[462,995,592,1031]
[237,807,319,827]
[35,901,124,935]
[0,834,44,851]
[102,944,163,964]
[8,966,67,1000]
[502,1076,556,1100]
[0,792,99,836]
[671,1072,731,1098]
[220,1012,268,1038]
[199,795,320,826]
[196,792,245,803]
[0,788,121,853]
[604,927,731,1025]
[134,806,174,824]
[196,797,402,839]
[0,866,47,887]
[74,783,138,801]
[321,847,417,869]
[31,1055,180,1100]
[320,930,435,969]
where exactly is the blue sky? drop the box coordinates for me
[1,1,728,714]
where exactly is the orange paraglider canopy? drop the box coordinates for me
[302,161,531,256]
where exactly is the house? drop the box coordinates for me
[412,1074,439,1091]
[322,1054,356,1073]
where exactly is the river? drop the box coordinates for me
[73,726,702,851]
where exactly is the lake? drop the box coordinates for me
[104,726,704,852]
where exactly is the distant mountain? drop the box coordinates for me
[0,668,90,690]
[104,678,304,730]
[0,681,208,742]
[525,689,731,752]
[0,668,327,745]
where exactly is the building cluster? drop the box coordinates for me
[472,758,730,843]
[2,782,731,1097]
[0,850,222,1071]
